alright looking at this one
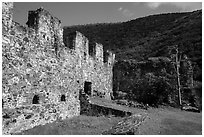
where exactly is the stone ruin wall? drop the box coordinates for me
[2,2,115,134]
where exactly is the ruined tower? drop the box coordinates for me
[26,7,64,50]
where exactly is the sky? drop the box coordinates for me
[13,2,202,27]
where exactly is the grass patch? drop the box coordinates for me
[160,118,201,135]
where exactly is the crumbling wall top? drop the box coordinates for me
[26,7,61,30]
[2,2,13,33]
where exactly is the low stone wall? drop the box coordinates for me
[88,104,132,117]
[79,90,132,117]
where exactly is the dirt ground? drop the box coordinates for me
[138,107,202,135]
[16,106,202,135]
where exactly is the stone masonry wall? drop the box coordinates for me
[2,2,115,134]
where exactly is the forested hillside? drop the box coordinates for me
[64,10,201,80]
[63,10,202,107]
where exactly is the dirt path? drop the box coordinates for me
[138,107,202,135]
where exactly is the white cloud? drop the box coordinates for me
[171,2,202,11]
[146,2,201,11]
[118,7,123,11]
[122,9,134,17]
[146,2,162,9]
[118,6,134,17]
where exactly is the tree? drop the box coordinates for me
[168,45,194,107]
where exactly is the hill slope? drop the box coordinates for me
[63,10,202,81]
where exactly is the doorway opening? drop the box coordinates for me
[84,81,92,96]
[32,95,39,104]
[61,94,66,101]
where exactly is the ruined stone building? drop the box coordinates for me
[2,2,115,134]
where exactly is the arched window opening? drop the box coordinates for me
[43,34,46,39]
[84,81,92,95]
[32,95,39,104]
[61,94,66,101]
[2,99,4,108]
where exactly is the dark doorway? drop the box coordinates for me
[84,81,92,95]
[32,95,39,104]
[61,94,66,101]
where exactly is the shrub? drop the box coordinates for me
[130,73,174,106]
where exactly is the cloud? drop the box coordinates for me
[118,7,123,11]
[146,2,202,11]
[118,7,134,17]
[146,2,162,9]
[123,9,134,17]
